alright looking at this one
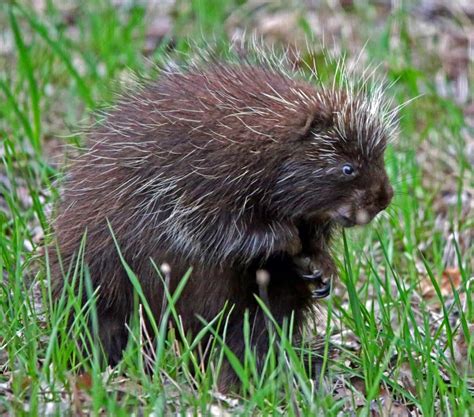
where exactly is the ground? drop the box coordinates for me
[0,0,473,416]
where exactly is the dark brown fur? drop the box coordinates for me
[50,62,394,390]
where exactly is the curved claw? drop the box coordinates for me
[301,270,323,282]
[311,280,331,299]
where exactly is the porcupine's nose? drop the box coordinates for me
[351,182,393,226]
[378,183,394,210]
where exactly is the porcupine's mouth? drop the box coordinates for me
[334,214,358,228]
[333,207,372,228]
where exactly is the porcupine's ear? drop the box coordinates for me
[297,108,332,140]
[297,111,316,139]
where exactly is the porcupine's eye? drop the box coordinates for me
[342,164,355,176]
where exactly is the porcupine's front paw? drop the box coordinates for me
[293,256,332,299]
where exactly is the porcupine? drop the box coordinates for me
[49,48,396,390]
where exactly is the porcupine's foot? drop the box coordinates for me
[293,256,332,299]
[301,270,331,299]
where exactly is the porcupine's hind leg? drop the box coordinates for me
[94,309,129,365]
[53,299,129,367]
[58,257,132,366]
[62,302,129,366]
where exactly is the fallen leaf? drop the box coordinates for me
[75,373,93,391]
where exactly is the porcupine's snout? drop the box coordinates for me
[334,177,393,227]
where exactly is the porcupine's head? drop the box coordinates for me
[269,64,396,228]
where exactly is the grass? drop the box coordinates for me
[0,0,472,415]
